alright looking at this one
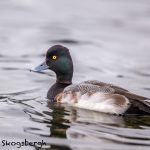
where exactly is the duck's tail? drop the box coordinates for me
[123,92,150,114]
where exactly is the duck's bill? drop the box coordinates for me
[31,61,49,72]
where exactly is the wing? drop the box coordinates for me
[64,83,115,95]
[82,80,129,93]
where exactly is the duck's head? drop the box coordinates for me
[33,45,73,84]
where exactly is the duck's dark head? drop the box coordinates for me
[33,45,73,84]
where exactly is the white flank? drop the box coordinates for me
[61,92,130,115]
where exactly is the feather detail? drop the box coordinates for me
[82,80,129,92]
[64,83,115,95]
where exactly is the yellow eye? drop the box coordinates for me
[52,55,57,60]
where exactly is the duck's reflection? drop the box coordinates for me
[47,102,125,150]
[46,102,71,150]
[64,105,124,125]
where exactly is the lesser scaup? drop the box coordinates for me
[32,45,150,115]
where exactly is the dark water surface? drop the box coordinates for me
[0,0,150,149]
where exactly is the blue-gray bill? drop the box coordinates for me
[31,61,49,72]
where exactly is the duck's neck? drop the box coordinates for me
[47,82,71,101]
[56,72,73,84]
[56,75,72,84]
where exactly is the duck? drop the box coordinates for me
[32,45,150,115]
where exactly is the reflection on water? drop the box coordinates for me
[0,0,150,149]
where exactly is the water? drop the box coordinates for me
[0,0,150,149]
